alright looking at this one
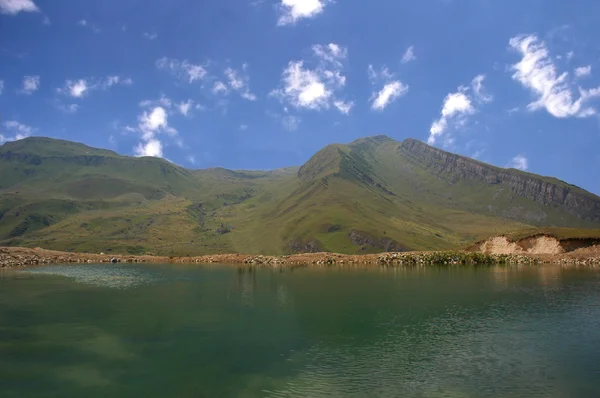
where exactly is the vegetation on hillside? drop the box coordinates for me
[1,136,599,256]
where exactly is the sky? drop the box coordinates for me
[1,0,600,194]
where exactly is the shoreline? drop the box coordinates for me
[2,246,600,268]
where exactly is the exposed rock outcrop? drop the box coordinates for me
[399,138,600,223]
[348,229,405,252]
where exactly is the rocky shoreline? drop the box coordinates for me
[2,246,600,269]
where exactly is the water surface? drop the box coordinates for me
[1,264,600,397]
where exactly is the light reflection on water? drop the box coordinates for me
[20,264,188,289]
[1,264,599,397]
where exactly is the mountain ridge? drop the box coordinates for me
[1,135,599,256]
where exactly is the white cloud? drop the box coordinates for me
[0,80,4,95]
[77,19,87,26]
[428,90,475,145]
[19,75,40,95]
[139,94,172,109]
[566,51,574,61]
[132,104,181,158]
[212,81,228,95]
[371,81,408,111]
[156,57,207,83]
[575,65,591,78]
[177,99,200,116]
[471,74,492,103]
[102,75,132,89]
[59,76,131,98]
[239,124,249,130]
[0,0,39,14]
[139,107,168,140]
[135,139,163,157]
[108,135,116,145]
[66,79,88,97]
[333,100,354,114]
[509,34,600,118]
[185,155,196,165]
[272,62,331,109]
[277,0,330,26]
[368,64,408,111]
[401,46,416,64]
[367,65,394,82]
[507,154,528,171]
[143,32,158,40]
[312,43,347,67]
[1,120,34,144]
[271,43,349,114]
[42,15,50,25]
[224,66,257,100]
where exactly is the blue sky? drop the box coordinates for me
[1,0,600,194]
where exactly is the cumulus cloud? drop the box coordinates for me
[1,120,34,144]
[132,100,182,158]
[401,46,416,64]
[507,154,528,171]
[156,57,207,83]
[19,75,40,95]
[575,65,592,78]
[0,0,39,14]
[271,43,351,114]
[224,66,257,100]
[371,82,408,111]
[135,139,163,157]
[277,0,331,26]
[134,107,171,157]
[58,76,131,98]
[65,79,88,97]
[272,62,332,109]
[368,65,408,111]
[427,74,490,146]
[509,34,600,118]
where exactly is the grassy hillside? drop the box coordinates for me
[1,136,599,255]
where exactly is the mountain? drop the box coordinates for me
[1,136,599,256]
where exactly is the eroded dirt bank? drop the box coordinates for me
[476,235,600,256]
[2,244,600,269]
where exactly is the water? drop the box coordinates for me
[1,264,600,397]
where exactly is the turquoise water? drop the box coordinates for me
[1,264,600,397]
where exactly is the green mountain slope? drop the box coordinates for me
[1,136,599,255]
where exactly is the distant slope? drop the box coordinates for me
[1,136,599,255]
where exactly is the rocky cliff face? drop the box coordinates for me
[399,139,600,223]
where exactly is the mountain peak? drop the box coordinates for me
[349,135,396,147]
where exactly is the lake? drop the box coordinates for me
[1,263,600,397]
